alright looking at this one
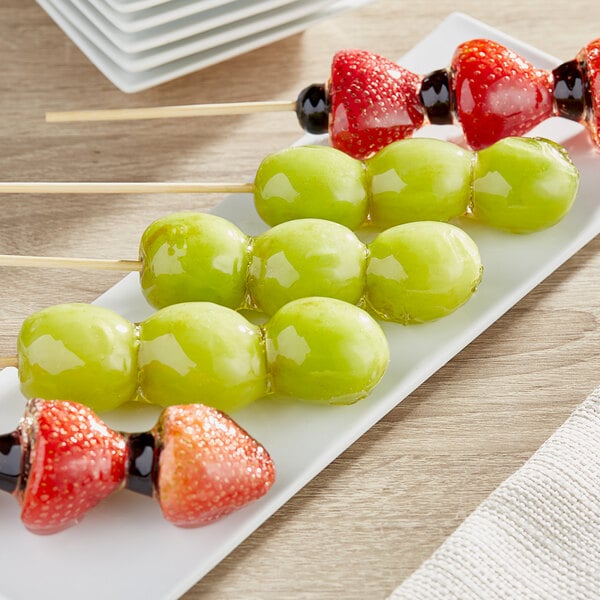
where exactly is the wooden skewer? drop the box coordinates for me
[0,182,254,194]
[0,256,140,373]
[45,100,297,123]
[0,255,141,271]
[0,356,18,369]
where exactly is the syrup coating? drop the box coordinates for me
[17,303,138,413]
[310,40,600,156]
[17,299,390,413]
[472,137,579,233]
[365,222,483,324]
[250,138,577,232]
[139,213,482,323]
[0,399,275,533]
[156,404,275,527]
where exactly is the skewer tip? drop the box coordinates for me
[0,356,18,369]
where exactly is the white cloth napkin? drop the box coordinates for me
[388,386,600,600]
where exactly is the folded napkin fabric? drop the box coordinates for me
[388,387,600,600]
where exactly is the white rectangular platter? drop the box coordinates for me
[1,11,598,600]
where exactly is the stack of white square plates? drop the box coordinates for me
[37,0,374,93]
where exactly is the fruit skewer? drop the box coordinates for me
[0,214,484,323]
[0,398,275,534]
[0,137,580,232]
[0,298,389,414]
[45,38,600,158]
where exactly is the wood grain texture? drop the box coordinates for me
[1,1,599,598]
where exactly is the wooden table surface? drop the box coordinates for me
[1,0,599,598]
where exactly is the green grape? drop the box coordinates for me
[264,297,389,404]
[247,219,367,315]
[365,221,483,324]
[16,299,390,414]
[471,137,579,233]
[253,145,369,229]
[366,138,473,229]
[137,302,267,413]
[136,213,482,321]
[139,211,250,309]
[17,303,137,412]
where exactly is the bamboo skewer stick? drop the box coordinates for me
[0,255,141,271]
[0,182,254,195]
[45,100,297,123]
[0,256,141,371]
[0,356,18,369]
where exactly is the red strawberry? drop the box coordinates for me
[329,49,424,159]
[451,39,554,149]
[155,404,275,527]
[18,399,127,534]
[2,400,275,533]
[579,39,600,146]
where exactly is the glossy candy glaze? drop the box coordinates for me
[155,404,275,527]
[140,212,250,310]
[253,145,369,229]
[265,297,389,404]
[247,219,367,316]
[365,222,483,324]
[328,49,424,159]
[17,304,138,413]
[17,299,389,414]
[137,303,267,412]
[139,213,482,322]
[578,39,600,145]
[472,137,579,232]
[295,39,600,158]
[366,138,473,229]
[18,399,126,534]
[251,137,578,231]
[1,399,275,533]
[451,39,554,150]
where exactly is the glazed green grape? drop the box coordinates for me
[251,138,578,233]
[247,219,367,315]
[365,221,483,324]
[366,138,473,228]
[16,299,390,413]
[139,212,250,309]
[136,213,481,322]
[265,297,389,404]
[17,304,137,412]
[137,302,267,413]
[253,145,369,230]
[471,137,579,233]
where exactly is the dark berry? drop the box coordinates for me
[419,69,453,125]
[125,431,156,497]
[295,84,330,134]
[553,59,586,121]
[0,431,22,494]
